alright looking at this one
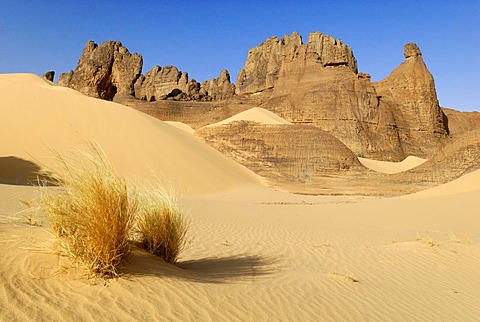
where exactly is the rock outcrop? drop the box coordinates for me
[197,121,363,188]
[442,108,480,137]
[58,40,143,100]
[373,43,449,156]
[234,32,448,160]
[59,40,235,102]
[134,65,196,101]
[42,71,55,82]
[235,31,357,95]
[200,70,235,100]
[57,35,450,161]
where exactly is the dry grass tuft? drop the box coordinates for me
[135,184,188,264]
[42,146,137,277]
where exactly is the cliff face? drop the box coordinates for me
[373,43,449,156]
[235,33,448,160]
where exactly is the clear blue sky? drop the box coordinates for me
[1,0,479,111]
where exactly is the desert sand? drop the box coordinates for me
[1,74,479,321]
[358,156,427,174]
[200,107,292,128]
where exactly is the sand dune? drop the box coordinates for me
[200,107,292,128]
[0,74,260,194]
[405,169,480,198]
[358,155,427,174]
[164,121,195,134]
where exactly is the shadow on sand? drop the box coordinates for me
[122,251,278,284]
[0,156,58,186]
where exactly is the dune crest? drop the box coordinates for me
[200,107,291,129]
[358,156,427,174]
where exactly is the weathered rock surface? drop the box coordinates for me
[235,31,357,95]
[134,65,193,101]
[42,71,55,82]
[200,70,235,100]
[196,121,363,187]
[59,34,450,162]
[58,40,143,100]
[234,33,448,160]
[373,43,449,156]
[442,108,480,137]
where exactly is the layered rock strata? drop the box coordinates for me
[196,121,363,186]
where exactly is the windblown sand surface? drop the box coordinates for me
[200,107,292,128]
[358,156,427,174]
[1,74,479,320]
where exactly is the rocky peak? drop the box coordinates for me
[200,69,235,100]
[236,31,357,95]
[373,42,449,155]
[306,32,358,71]
[404,42,422,59]
[58,40,143,100]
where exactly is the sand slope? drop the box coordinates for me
[0,74,260,194]
[406,169,480,198]
[200,107,292,128]
[358,156,427,174]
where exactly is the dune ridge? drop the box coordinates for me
[200,107,292,129]
[358,156,427,174]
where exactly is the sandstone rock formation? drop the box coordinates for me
[442,108,480,137]
[58,40,143,100]
[42,71,55,82]
[58,34,450,162]
[234,32,448,160]
[200,70,235,100]
[197,121,363,189]
[373,43,449,156]
[235,31,357,95]
[59,40,235,102]
[134,65,195,101]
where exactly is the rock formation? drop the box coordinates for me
[134,67,235,101]
[200,70,235,100]
[235,31,357,95]
[196,121,363,189]
[442,108,480,137]
[58,34,450,161]
[58,40,143,100]
[42,71,55,82]
[234,32,448,160]
[373,43,449,156]
[134,65,195,101]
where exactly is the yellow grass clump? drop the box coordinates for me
[136,185,189,264]
[42,147,137,277]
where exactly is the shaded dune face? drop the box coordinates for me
[0,156,57,186]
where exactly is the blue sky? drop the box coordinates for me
[0,0,479,111]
